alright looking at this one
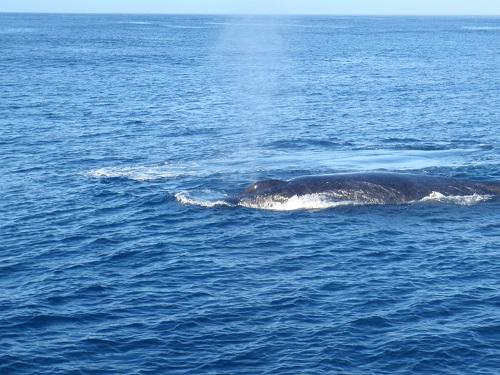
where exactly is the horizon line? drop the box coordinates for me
[1,11,500,17]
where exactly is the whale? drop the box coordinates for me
[234,173,500,208]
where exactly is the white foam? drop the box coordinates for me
[240,194,360,211]
[84,164,187,181]
[418,191,493,205]
[175,192,234,208]
[177,190,495,211]
[175,190,362,211]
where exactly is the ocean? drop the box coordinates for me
[1,13,499,374]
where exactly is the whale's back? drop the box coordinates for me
[239,173,500,205]
[243,179,286,195]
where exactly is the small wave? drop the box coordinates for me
[417,192,493,205]
[175,192,234,208]
[84,164,187,181]
[118,21,153,25]
[267,139,349,150]
[162,24,207,29]
[205,22,348,29]
[205,22,269,27]
[462,26,500,31]
[0,27,37,34]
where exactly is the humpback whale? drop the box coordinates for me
[235,173,500,208]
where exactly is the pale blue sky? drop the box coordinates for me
[2,0,500,15]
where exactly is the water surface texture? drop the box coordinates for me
[1,14,500,374]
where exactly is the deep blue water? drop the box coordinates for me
[1,13,500,374]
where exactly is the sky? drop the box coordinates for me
[2,0,500,15]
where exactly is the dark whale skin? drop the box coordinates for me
[238,173,500,205]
